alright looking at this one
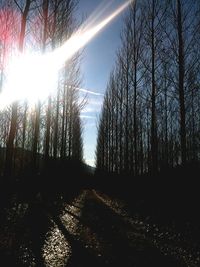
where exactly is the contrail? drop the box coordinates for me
[0,0,132,108]
[80,115,96,119]
[76,87,104,96]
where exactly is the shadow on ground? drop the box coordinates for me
[0,161,199,266]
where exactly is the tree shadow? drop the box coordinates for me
[0,189,188,267]
[49,210,105,267]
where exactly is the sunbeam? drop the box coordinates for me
[0,0,132,109]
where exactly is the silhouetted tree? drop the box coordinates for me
[5,0,32,176]
[96,0,200,175]
[0,0,85,176]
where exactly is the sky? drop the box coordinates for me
[77,0,127,167]
[0,0,128,168]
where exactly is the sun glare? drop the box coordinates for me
[0,53,59,108]
[0,0,132,109]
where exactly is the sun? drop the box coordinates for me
[0,1,131,109]
[0,52,59,108]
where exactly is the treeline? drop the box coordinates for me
[96,0,200,174]
[0,0,84,177]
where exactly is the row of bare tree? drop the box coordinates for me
[96,0,200,174]
[0,0,84,177]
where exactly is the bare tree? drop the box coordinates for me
[5,0,32,176]
[96,0,200,175]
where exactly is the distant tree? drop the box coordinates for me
[5,0,32,176]
[0,0,85,176]
[96,0,200,175]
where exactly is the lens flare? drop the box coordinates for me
[0,54,58,107]
[0,1,132,109]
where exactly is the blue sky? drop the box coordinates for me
[77,0,127,166]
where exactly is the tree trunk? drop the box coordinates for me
[150,0,158,172]
[177,0,186,165]
[5,0,31,176]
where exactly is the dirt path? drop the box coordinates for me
[0,190,199,266]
